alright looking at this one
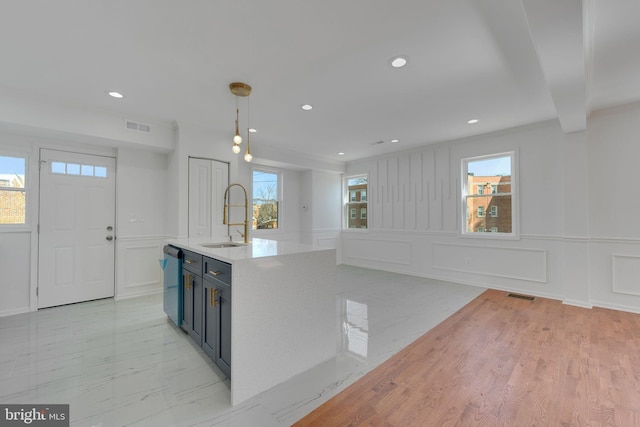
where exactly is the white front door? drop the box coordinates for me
[38,149,116,309]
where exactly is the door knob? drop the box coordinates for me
[106,236,113,241]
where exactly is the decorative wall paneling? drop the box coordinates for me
[588,238,640,314]
[341,232,564,301]
[612,254,640,296]
[115,236,166,300]
[371,148,456,233]
[311,228,341,249]
[0,231,31,316]
[432,242,547,282]
[343,237,411,265]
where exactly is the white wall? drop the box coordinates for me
[342,120,569,300]
[170,121,238,239]
[245,147,343,245]
[0,231,31,316]
[0,109,340,315]
[586,103,640,312]
[0,108,175,313]
[6,90,640,316]
[309,170,342,250]
[342,104,640,313]
[0,90,176,152]
[115,148,169,299]
[0,133,36,316]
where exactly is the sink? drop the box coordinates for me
[200,242,247,248]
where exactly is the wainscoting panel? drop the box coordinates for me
[116,237,165,299]
[612,254,640,296]
[344,238,411,265]
[432,242,547,283]
[124,245,161,288]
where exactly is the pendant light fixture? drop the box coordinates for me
[244,89,253,162]
[229,82,253,162]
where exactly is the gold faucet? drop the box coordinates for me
[223,183,249,244]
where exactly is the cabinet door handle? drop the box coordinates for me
[208,270,221,276]
[185,274,192,290]
[185,260,193,264]
[210,288,219,306]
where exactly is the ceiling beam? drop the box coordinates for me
[521,0,586,133]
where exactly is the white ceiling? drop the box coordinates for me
[0,1,638,162]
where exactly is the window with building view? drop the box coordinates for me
[462,152,515,237]
[344,175,368,229]
[0,155,26,225]
[252,169,280,230]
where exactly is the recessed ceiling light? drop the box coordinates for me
[249,128,257,133]
[390,139,399,143]
[338,152,345,156]
[389,56,408,68]
[107,91,124,99]
[301,104,313,111]
[467,119,479,124]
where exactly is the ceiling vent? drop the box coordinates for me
[125,120,151,133]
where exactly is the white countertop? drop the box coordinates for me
[166,237,333,263]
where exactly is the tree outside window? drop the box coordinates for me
[252,169,280,230]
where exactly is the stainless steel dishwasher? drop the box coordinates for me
[161,245,182,327]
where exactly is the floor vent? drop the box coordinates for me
[507,293,535,301]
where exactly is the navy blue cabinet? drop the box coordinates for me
[180,250,232,379]
[182,250,203,346]
[203,256,232,378]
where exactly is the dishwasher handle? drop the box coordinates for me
[163,245,182,259]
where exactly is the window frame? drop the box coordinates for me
[0,153,28,227]
[251,167,282,233]
[461,151,518,239]
[343,174,368,230]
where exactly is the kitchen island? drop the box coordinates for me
[166,237,337,405]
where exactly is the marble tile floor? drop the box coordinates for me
[0,266,486,427]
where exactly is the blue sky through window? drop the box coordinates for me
[0,156,25,175]
[468,156,511,176]
[253,170,278,200]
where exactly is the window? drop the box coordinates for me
[344,175,368,229]
[462,152,515,237]
[252,169,280,230]
[0,155,26,225]
[51,161,108,178]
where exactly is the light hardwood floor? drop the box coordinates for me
[294,289,640,426]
